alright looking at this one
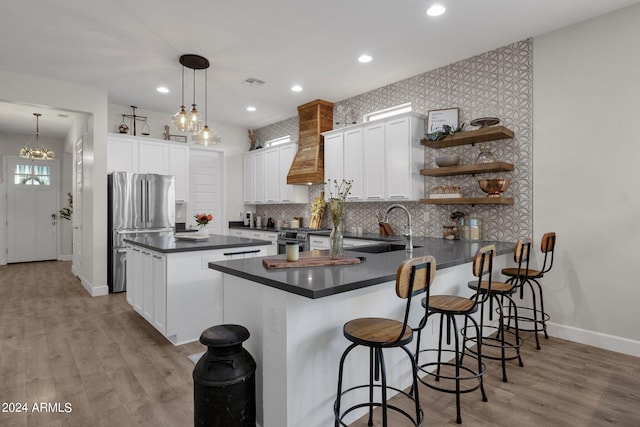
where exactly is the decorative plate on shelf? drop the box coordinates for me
[470,117,500,128]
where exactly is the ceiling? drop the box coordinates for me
[0,0,638,138]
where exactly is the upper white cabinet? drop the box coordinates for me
[243,143,308,204]
[107,134,190,201]
[363,122,386,201]
[138,140,168,174]
[324,132,344,185]
[343,128,364,200]
[253,150,266,204]
[322,112,425,202]
[264,148,280,203]
[107,134,138,173]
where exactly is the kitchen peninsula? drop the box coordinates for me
[124,234,272,345]
[208,237,513,427]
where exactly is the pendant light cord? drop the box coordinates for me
[181,65,185,107]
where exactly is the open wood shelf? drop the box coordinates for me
[421,126,514,149]
[420,161,514,177]
[420,197,514,205]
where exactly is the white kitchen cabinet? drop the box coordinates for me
[264,231,279,256]
[343,238,383,248]
[169,144,189,201]
[253,150,266,204]
[138,140,169,175]
[243,144,308,204]
[107,134,139,173]
[363,122,386,201]
[140,248,154,323]
[321,112,425,202]
[309,235,330,251]
[229,228,251,238]
[127,243,269,345]
[343,128,364,200]
[323,132,344,185]
[152,252,167,333]
[107,134,190,202]
[243,153,254,203]
[265,149,280,203]
[384,115,424,201]
[249,230,266,239]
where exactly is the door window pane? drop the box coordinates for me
[14,164,51,185]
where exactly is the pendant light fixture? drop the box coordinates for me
[172,65,189,131]
[172,54,208,132]
[193,65,221,145]
[19,113,55,160]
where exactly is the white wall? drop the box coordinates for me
[533,3,640,355]
[108,104,249,229]
[0,70,108,296]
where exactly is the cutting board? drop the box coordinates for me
[263,255,361,269]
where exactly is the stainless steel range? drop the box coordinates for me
[276,228,329,255]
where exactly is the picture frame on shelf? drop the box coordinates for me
[427,108,459,133]
[169,134,187,143]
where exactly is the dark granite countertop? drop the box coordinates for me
[124,234,272,254]
[228,222,409,242]
[208,237,514,299]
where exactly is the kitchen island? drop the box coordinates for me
[124,234,272,345]
[208,237,514,427]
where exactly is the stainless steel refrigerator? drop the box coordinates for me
[108,172,176,293]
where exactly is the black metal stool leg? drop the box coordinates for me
[532,278,549,339]
[368,347,375,426]
[335,343,357,427]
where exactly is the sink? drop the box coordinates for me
[351,243,423,254]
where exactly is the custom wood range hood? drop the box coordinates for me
[286,99,334,185]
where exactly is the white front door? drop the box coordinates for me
[6,157,59,263]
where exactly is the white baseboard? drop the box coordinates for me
[77,275,109,297]
[548,322,640,357]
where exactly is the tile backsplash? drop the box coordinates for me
[254,39,532,242]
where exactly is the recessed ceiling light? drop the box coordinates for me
[156,86,169,93]
[246,106,257,112]
[426,4,446,17]
[358,54,373,63]
[291,85,303,92]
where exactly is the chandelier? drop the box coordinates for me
[172,54,208,133]
[19,113,55,160]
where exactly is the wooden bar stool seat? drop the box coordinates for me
[502,232,556,350]
[334,256,436,427]
[415,245,495,424]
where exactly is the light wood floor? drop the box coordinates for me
[1,261,639,426]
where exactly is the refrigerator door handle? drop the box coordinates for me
[146,179,150,225]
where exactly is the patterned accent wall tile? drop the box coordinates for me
[255,39,533,242]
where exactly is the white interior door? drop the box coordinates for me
[189,148,224,235]
[6,157,59,263]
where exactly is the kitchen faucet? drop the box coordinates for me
[383,204,413,253]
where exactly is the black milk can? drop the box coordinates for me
[193,324,256,426]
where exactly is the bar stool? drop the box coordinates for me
[502,232,556,350]
[415,245,494,424]
[465,239,529,382]
[334,256,436,427]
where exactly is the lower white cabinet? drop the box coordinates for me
[343,238,383,248]
[229,228,251,238]
[309,235,330,251]
[126,243,269,345]
[230,229,278,256]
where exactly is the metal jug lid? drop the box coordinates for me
[200,324,250,347]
